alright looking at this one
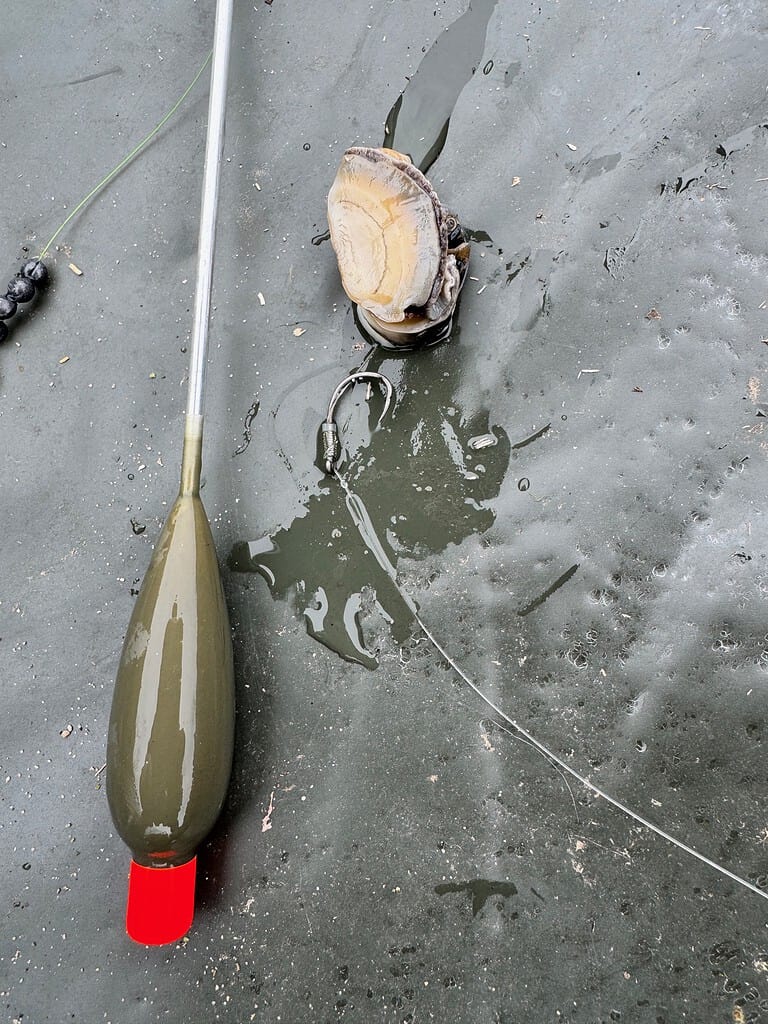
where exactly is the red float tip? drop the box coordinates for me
[126,856,196,945]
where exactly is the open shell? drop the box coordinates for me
[327,147,469,345]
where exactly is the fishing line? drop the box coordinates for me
[323,383,768,904]
[0,52,212,348]
[39,50,213,260]
[488,718,580,817]
[411,603,768,902]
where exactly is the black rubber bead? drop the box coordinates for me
[7,276,35,303]
[0,295,17,319]
[21,259,48,285]
[0,321,8,343]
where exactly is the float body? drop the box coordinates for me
[107,426,235,944]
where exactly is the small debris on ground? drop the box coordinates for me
[645,308,662,320]
[261,790,276,832]
[468,433,498,450]
[257,291,266,306]
[68,263,83,276]
[60,724,73,738]
[566,143,578,151]
[292,326,306,337]
[58,356,70,364]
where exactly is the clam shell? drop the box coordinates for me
[327,147,445,324]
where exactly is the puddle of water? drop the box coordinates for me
[229,349,512,667]
[229,485,415,669]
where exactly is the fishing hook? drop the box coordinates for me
[321,371,394,474]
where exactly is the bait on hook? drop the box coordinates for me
[319,374,768,905]
[327,147,470,350]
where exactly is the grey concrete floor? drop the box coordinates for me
[1,1,768,1022]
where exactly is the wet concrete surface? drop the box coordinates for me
[2,1,768,1021]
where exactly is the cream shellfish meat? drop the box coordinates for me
[327,147,469,341]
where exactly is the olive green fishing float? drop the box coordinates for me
[106,0,236,946]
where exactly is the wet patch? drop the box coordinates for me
[434,879,518,917]
[383,0,499,173]
[518,563,580,617]
[660,122,768,194]
[503,60,521,86]
[233,400,260,457]
[569,152,622,181]
[510,250,566,331]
